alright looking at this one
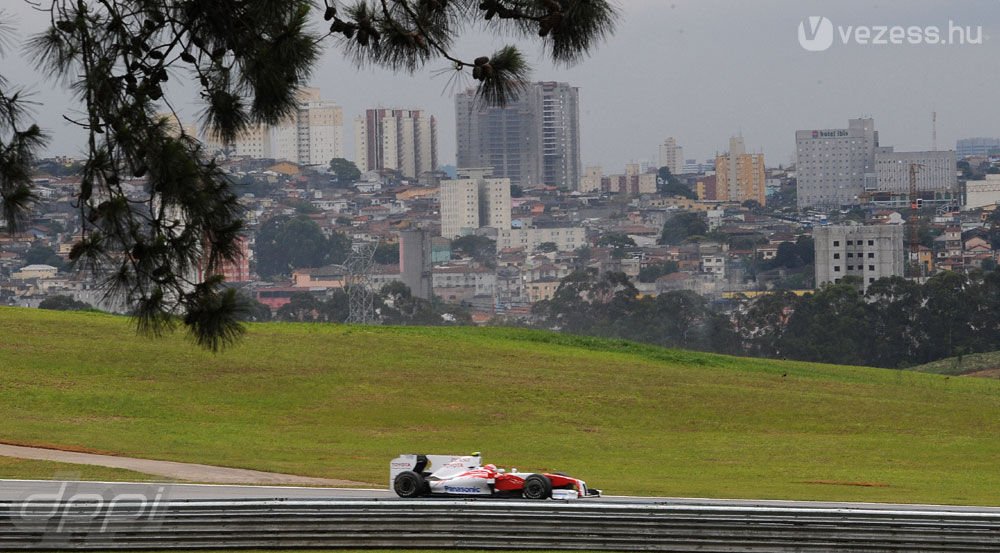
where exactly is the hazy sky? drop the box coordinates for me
[3,1,998,170]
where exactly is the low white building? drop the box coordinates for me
[700,254,726,278]
[965,175,1000,210]
[497,227,586,253]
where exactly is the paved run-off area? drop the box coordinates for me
[0,444,368,486]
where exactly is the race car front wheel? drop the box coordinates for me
[522,474,552,500]
[394,471,427,498]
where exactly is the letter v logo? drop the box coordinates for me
[798,16,835,52]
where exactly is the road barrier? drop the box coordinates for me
[1,498,998,551]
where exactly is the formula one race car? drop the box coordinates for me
[389,453,601,499]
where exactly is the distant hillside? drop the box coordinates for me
[0,307,998,506]
[909,351,1000,379]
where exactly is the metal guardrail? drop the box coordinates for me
[1,498,998,551]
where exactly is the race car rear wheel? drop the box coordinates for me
[522,474,552,500]
[394,470,427,498]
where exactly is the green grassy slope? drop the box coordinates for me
[0,307,997,505]
[909,351,1000,378]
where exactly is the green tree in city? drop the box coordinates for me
[537,241,558,253]
[7,0,617,348]
[373,242,400,265]
[656,167,695,199]
[863,277,923,368]
[24,244,67,270]
[329,158,361,185]
[778,279,872,366]
[255,215,349,279]
[637,261,678,283]
[451,235,496,266]
[38,295,93,311]
[659,212,708,245]
[735,291,798,358]
[596,232,635,259]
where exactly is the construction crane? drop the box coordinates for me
[909,163,925,275]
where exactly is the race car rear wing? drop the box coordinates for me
[389,453,482,486]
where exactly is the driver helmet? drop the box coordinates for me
[483,463,497,472]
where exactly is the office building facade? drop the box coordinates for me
[874,149,958,203]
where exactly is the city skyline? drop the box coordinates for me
[1,1,997,170]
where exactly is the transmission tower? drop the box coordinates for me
[345,238,380,324]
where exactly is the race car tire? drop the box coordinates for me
[522,474,552,500]
[394,470,427,498]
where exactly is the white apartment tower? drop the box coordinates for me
[271,88,345,165]
[205,88,344,164]
[659,137,684,176]
[202,123,270,158]
[355,109,438,178]
[440,168,512,239]
[795,118,879,210]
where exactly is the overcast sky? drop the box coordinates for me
[2,0,997,170]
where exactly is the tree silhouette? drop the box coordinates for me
[4,0,617,348]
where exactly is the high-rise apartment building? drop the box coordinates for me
[271,88,344,166]
[795,118,879,210]
[713,136,766,205]
[658,137,684,176]
[439,168,512,239]
[202,123,271,158]
[355,109,438,178]
[204,88,344,165]
[456,82,580,189]
[814,224,905,290]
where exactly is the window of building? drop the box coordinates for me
[847,240,853,245]
[833,240,840,246]
[869,265,875,271]
[868,240,875,246]
[848,266,854,270]
[869,278,875,284]
[833,253,840,259]
[834,266,841,272]
[868,253,875,258]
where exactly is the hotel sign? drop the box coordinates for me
[811,130,850,139]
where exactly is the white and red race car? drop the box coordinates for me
[389,453,601,499]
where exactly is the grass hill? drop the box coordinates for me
[0,307,997,505]
[909,351,1000,379]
